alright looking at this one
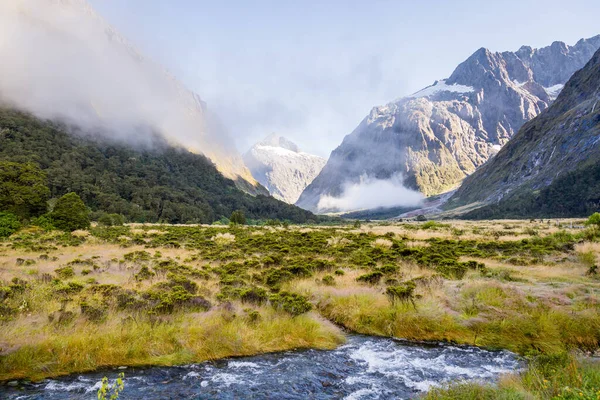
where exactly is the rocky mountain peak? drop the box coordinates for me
[297,35,600,212]
[447,47,600,218]
[244,136,326,204]
[258,134,300,153]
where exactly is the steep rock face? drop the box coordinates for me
[446,47,600,217]
[297,36,600,211]
[244,134,326,204]
[0,0,261,192]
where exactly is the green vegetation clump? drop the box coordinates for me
[54,266,75,279]
[356,271,383,285]
[270,291,312,316]
[98,213,125,227]
[51,192,90,231]
[0,212,20,238]
[385,281,416,307]
[229,210,247,225]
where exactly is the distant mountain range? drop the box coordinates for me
[244,135,326,204]
[297,35,600,212]
[446,47,600,218]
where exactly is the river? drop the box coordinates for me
[1,335,521,399]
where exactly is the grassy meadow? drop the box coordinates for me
[1,219,600,398]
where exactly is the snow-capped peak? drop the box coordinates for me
[244,135,327,204]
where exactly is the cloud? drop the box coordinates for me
[0,0,248,179]
[317,173,423,212]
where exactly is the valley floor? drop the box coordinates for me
[1,219,600,398]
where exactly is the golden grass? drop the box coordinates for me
[0,307,344,381]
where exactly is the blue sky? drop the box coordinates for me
[89,0,600,156]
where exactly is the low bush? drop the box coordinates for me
[270,291,312,316]
[356,271,383,285]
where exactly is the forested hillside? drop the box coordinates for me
[0,108,319,224]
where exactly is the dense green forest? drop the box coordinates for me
[462,160,600,219]
[0,108,320,224]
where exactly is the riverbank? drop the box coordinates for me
[1,220,599,397]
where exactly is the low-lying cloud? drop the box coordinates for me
[0,0,245,178]
[317,173,423,212]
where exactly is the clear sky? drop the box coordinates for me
[89,0,600,157]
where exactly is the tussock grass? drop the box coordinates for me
[425,355,600,399]
[0,308,343,381]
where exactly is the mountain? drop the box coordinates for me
[297,35,600,212]
[243,135,327,204]
[0,0,262,193]
[445,47,600,219]
[0,108,320,224]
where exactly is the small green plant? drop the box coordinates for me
[385,281,417,308]
[97,372,125,400]
[322,275,335,286]
[54,266,75,279]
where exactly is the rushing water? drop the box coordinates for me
[1,335,520,400]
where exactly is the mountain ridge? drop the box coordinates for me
[446,47,600,218]
[297,35,600,212]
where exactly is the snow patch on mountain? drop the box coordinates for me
[544,84,564,99]
[406,79,474,99]
[244,135,327,204]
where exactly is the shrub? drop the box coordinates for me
[356,271,383,285]
[322,275,335,286]
[0,212,20,238]
[135,266,156,281]
[54,281,85,294]
[270,291,312,316]
[386,282,416,307]
[98,213,125,227]
[54,266,75,279]
[239,287,269,305]
[80,301,107,322]
[51,193,90,232]
[229,210,247,225]
[31,214,55,231]
[378,264,398,274]
[586,212,600,227]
